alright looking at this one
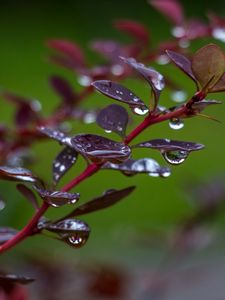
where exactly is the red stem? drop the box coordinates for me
[0,101,190,254]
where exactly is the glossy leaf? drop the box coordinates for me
[114,19,149,45]
[96,104,128,137]
[49,76,77,106]
[192,44,225,90]
[166,50,197,82]
[120,57,165,109]
[210,72,225,92]
[47,39,86,67]
[92,80,148,114]
[0,166,38,183]
[103,158,171,178]
[34,186,80,207]
[53,146,78,185]
[63,186,135,218]
[71,134,131,163]
[150,0,184,25]
[191,99,222,113]
[0,274,35,284]
[134,139,205,152]
[38,127,71,146]
[16,184,39,210]
[0,227,18,245]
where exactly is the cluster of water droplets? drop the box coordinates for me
[169,118,184,130]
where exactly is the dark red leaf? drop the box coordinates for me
[34,186,80,207]
[92,80,148,115]
[114,19,149,45]
[166,50,197,82]
[96,104,128,137]
[63,186,135,218]
[71,134,131,163]
[0,166,38,183]
[16,184,39,210]
[191,99,222,113]
[53,146,78,185]
[150,0,184,25]
[210,73,225,92]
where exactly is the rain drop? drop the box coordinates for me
[160,170,171,178]
[78,75,92,87]
[132,107,149,116]
[212,27,225,43]
[169,118,184,130]
[64,234,89,248]
[111,64,124,76]
[156,54,170,65]
[0,199,5,210]
[105,130,112,134]
[162,150,189,165]
[83,112,96,124]
[171,26,185,38]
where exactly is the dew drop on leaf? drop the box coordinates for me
[63,234,89,248]
[169,118,184,130]
[162,150,189,165]
[132,107,149,116]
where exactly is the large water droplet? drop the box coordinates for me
[105,129,112,134]
[212,27,225,43]
[83,112,96,124]
[132,107,149,116]
[162,150,189,165]
[171,90,187,103]
[169,118,184,130]
[64,234,89,248]
[171,26,185,38]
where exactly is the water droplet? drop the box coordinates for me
[78,75,92,87]
[156,54,170,65]
[162,150,189,165]
[160,170,171,178]
[83,112,96,124]
[64,234,89,248]
[178,39,190,49]
[171,90,187,103]
[148,172,160,177]
[171,26,185,38]
[132,107,149,116]
[111,64,124,76]
[105,130,112,134]
[0,200,5,210]
[169,118,184,130]
[212,27,225,43]
[31,100,42,111]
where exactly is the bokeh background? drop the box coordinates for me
[0,0,225,299]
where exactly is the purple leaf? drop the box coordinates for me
[90,40,123,62]
[45,219,90,248]
[71,134,131,163]
[120,57,165,110]
[34,186,80,207]
[114,19,149,45]
[166,50,197,82]
[53,146,79,185]
[0,166,38,183]
[103,158,171,178]
[63,186,135,218]
[0,227,18,245]
[96,104,128,137]
[150,0,184,25]
[38,127,71,146]
[191,99,222,113]
[0,274,35,284]
[91,80,149,115]
[47,39,86,68]
[16,184,39,210]
[49,76,77,107]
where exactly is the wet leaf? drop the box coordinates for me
[49,76,77,107]
[103,158,171,178]
[34,186,80,207]
[53,146,78,185]
[96,104,128,137]
[91,80,148,115]
[47,39,86,68]
[166,50,197,82]
[0,227,18,245]
[63,186,135,218]
[38,127,71,146]
[120,57,165,109]
[192,44,225,90]
[16,184,39,210]
[0,273,35,284]
[0,166,38,183]
[71,134,131,163]
[114,19,149,45]
[210,72,225,92]
[150,0,184,25]
[191,99,222,113]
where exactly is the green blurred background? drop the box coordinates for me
[0,0,225,269]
